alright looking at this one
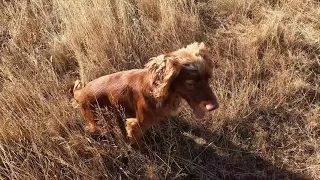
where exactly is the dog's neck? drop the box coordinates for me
[159,93,182,111]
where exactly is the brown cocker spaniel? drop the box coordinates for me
[72,42,219,147]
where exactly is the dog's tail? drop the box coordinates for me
[68,79,82,95]
[73,79,82,93]
[69,79,82,108]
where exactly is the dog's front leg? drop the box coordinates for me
[81,103,98,133]
[126,114,156,149]
[126,118,145,148]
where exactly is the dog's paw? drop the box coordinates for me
[85,124,101,134]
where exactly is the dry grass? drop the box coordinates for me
[0,0,319,179]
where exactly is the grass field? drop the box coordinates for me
[0,0,319,179]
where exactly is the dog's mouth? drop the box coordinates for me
[192,103,218,119]
[193,105,206,119]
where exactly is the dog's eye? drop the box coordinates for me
[185,80,195,88]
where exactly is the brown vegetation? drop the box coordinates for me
[0,0,319,179]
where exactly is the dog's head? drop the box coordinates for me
[146,42,219,119]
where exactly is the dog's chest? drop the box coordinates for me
[168,98,188,116]
[157,97,187,117]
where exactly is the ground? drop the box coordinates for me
[0,0,319,179]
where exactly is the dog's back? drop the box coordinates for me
[72,69,150,112]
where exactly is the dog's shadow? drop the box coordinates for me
[141,117,304,180]
[86,109,305,179]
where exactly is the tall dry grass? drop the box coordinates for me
[0,0,319,179]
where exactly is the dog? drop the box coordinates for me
[72,42,219,147]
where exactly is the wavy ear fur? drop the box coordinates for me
[145,54,181,101]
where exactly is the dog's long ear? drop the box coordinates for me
[145,54,181,100]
